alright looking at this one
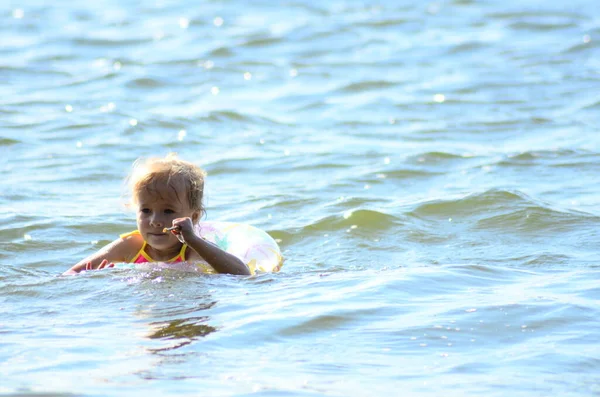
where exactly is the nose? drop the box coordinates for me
[150,214,164,228]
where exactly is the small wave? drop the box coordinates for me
[563,39,599,54]
[337,80,399,93]
[488,11,583,21]
[49,122,104,132]
[206,160,254,176]
[507,150,573,162]
[300,27,353,42]
[293,100,328,112]
[355,17,412,28]
[579,97,600,110]
[409,189,540,218]
[495,148,599,168]
[56,172,116,183]
[406,151,474,166]
[338,120,379,127]
[208,46,234,57]
[379,168,443,179]
[277,314,355,336]
[125,77,168,88]
[442,263,515,277]
[190,111,284,126]
[520,253,573,267]
[447,41,489,55]
[153,58,205,66]
[464,117,542,128]
[240,36,283,48]
[307,209,399,232]
[410,189,596,235]
[73,37,152,47]
[267,209,399,245]
[206,110,252,122]
[508,20,578,31]
[0,108,18,115]
[0,138,20,146]
[0,66,71,78]
[0,265,41,282]
[474,206,594,234]
[293,162,354,171]
[267,229,294,245]
[31,53,79,62]
[0,214,46,232]
[488,11,582,32]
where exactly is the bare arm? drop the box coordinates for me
[63,236,139,275]
[184,233,250,275]
[173,218,251,275]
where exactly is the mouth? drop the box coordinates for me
[148,232,169,237]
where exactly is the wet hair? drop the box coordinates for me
[127,153,206,220]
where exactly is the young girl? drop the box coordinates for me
[64,154,250,275]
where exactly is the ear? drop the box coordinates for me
[191,210,201,224]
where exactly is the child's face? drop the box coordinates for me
[134,180,199,251]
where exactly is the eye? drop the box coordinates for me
[164,209,175,214]
[141,208,151,214]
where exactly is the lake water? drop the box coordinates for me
[1,0,600,395]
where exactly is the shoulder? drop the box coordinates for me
[120,230,142,240]
[108,231,144,262]
[119,230,144,246]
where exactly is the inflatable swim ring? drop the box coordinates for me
[115,221,283,274]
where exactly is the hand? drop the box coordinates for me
[84,259,114,271]
[170,217,196,243]
[98,259,115,270]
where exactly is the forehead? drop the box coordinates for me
[135,176,189,206]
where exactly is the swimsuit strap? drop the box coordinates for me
[121,230,187,263]
[132,241,155,263]
[178,242,187,261]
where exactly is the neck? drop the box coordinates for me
[145,243,183,261]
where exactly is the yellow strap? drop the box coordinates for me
[120,230,187,263]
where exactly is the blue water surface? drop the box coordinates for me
[1,0,600,395]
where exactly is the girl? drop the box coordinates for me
[64,154,250,275]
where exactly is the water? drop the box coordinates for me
[1,0,600,395]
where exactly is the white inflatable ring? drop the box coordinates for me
[114,221,283,274]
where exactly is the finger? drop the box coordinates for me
[172,217,190,226]
[98,259,109,269]
[86,262,92,271]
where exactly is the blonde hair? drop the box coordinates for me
[127,154,207,218]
